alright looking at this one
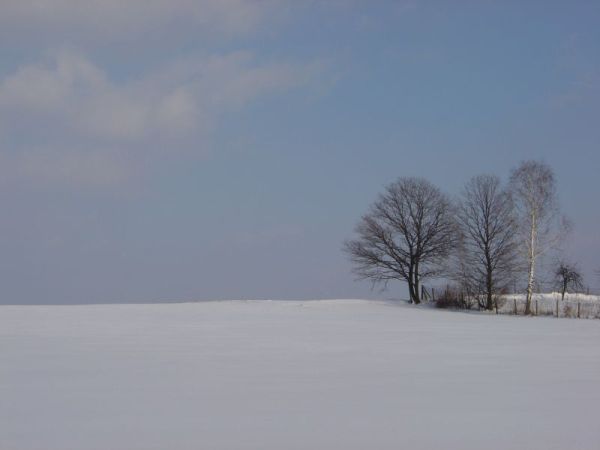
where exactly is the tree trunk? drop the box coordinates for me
[525,258,535,315]
[407,265,419,304]
[525,211,537,315]
[485,252,493,310]
[408,281,419,304]
[413,261,421,304]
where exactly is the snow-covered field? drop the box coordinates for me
[2,300,599,450]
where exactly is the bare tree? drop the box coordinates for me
[553,260,584,300]
[510,161,566,314]
[450,234,481,302]
[344,178,457,304]
[456,175,519,310]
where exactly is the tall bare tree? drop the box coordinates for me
[510,161,565,314]
[344,178,457,304]
[553,260,584,300]
[456,175,519,310]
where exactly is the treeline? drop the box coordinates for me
[344,160,583,314]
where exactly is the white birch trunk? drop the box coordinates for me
[525,210,537,314]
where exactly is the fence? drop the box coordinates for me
[421,285,435,302]
[496,293,600,319]
[424,285,600,319]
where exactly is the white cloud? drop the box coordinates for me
[0,50,316,142]
[0,0,287,41]
[0,49,322,186]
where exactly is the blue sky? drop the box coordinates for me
[1,1,599,303]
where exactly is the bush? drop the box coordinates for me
[434,285,475,310]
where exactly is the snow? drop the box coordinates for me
[498,293,600,318]
[503,292,600,303]
[1,299,599,450]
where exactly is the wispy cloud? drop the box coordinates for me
[0,0,289,42]
[0,49,324,186]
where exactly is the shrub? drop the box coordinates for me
[434,285,474,310]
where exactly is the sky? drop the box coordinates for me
[1,1,599,304]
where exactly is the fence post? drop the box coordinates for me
[577,302,580,319]
[535,300,538,316]
[421,285,425,301]
[556,299,559,318]
[513,298,517,315]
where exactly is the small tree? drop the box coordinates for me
[456,175,519,310]
[510,161,566,315]
[554,260,584,300]
[344,178,457,304]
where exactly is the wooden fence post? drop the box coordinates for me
[577,302,580,319]
[513,298,517,315]
[556,299,559,318]
[535,300,538,316]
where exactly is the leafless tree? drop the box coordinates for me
[344,178,457,304]
[456,175,519,310]
[450,234,481,302]
[510,161,566,314]
[553,260,584,300]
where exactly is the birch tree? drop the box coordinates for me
[344,178,457,304]
[509,161,564,314]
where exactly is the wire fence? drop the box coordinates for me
[426,285,600,320]
[497,293,600,319]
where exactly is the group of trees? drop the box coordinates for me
[345,160,578,312]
